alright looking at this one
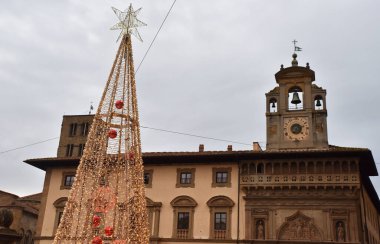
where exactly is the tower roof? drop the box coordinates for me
[275,64,315,82]
[275,53,315,82]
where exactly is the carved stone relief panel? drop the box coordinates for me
[278,211,322,241]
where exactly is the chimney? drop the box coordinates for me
[227,145,233,152]
[253,142,262,152]
[199,144,204,152]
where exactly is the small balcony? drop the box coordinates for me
[176,229,189,239]
[213,230,226,239]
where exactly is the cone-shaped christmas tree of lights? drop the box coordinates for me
[54,4,149,244]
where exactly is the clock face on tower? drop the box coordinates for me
[283,117,309,141]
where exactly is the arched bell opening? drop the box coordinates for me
[314,95,324,110]
[288,86,303,110]
[269,98,278,113]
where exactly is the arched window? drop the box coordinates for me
[334,161,341,173]
[308,161,315,174]
[288,86,303,110]
[265,163,272,175]
[257,163,264,174]
[249,163,256,174]
[342,161,349,173]
[350,161,358,172]
[53,197,67,234]
[274,163,281,174]
[146,197,162,237]
[241,164,248,175]
[314,95,324,110]
[171,196,197,239]
[299,162,306,174]
[283,162,289,174]
[325,161,333,173]
[290,162,297,174]
[269,98,278,113]
[316,161,323,174]
[207,196,234,240]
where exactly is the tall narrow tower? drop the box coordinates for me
[54,5,149,244]
[266,53,328,150]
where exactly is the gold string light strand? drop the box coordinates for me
[53,4,149,244]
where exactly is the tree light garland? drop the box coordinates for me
[53,4,149,243]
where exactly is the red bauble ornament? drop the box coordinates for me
[108,129,117,139]
[115,100,124,109]
[104,226,114,236]
[92,236,102,244]
[93,215,101,227]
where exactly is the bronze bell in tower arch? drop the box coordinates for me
[315,98,322,107]
[291,92,301,105]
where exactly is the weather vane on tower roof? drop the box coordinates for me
[291,40,302,66]
[293,39,302,53]
[111,4,147,42]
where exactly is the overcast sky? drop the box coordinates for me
[1,0,379,198]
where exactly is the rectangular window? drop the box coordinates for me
[78,144,84,156]
[64,175,75,187]
[81,123,89,136]
[66,144,74,157]
[144,170,153,188]
[212,167,232,187]
[216,172,228,183]
[176,168,195,188]
[180,172,192,184]
[144,172,150,185]
[214,212,227,230]
[177,212,190,230]
[69,123,77,136]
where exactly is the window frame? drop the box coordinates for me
[69,123,77,136]
[177,212,190,230]
[53,197,68,234]
[216,172,228,183]
[180,172,192,184]
[60,172,76,190]
[144,169,153,188]
[66,144,74,157]
[171,196,197,239]
[176,168,195,188]
[212,167,232,187]
[207,196,234,239]
[78,144,85,156]
[81,122,90,136]
[214,212,227,230]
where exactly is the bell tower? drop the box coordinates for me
[266,53,328,150]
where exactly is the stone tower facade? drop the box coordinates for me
[266,53,328,150]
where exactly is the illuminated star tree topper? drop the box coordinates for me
[111,4,147,42]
